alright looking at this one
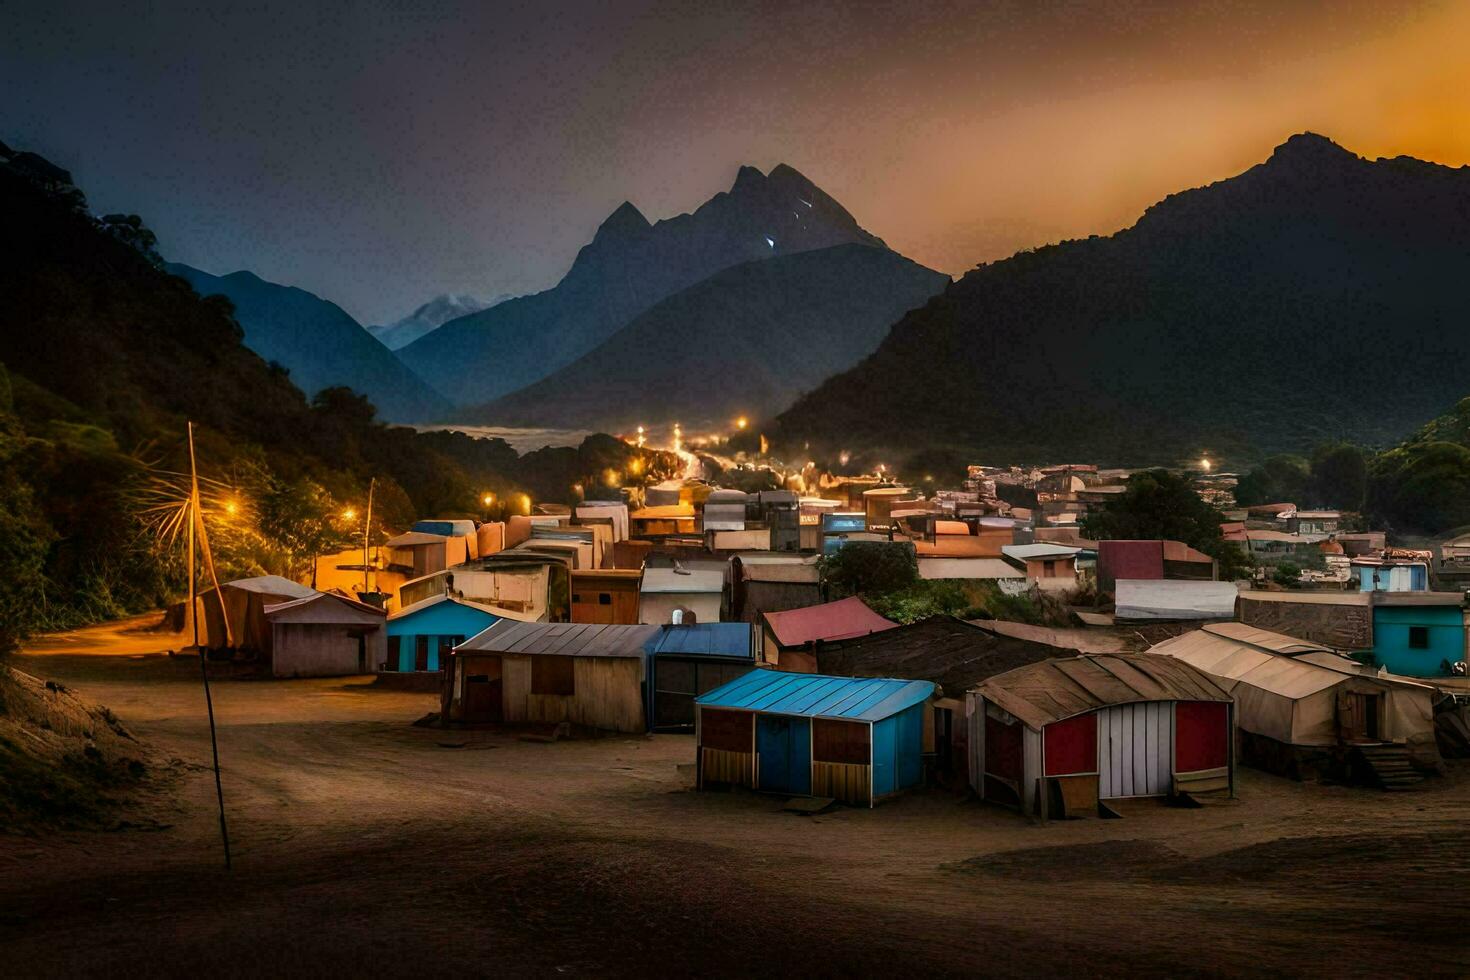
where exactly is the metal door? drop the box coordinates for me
[1097,702,1173,798]
[756,715,811,796]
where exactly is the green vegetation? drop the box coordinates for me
[820,542,1070,626]
[1082,469,1252,580]
[0,154,675,653]
[1234,444,1367,511]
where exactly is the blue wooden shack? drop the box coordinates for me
[1369,593,1467,677]
[385,594,504,672]
[695,670,934,806]
[643,623,758,732]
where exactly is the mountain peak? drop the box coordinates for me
[731,165,766,192]
[594,201,650,240]
[1267,132,1359,170]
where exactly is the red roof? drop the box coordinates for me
[762,596,898,649]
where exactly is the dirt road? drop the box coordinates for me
[2,617,1466,977]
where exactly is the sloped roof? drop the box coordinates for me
[645,623,756,659]
[1115,580,1238,620]
[973,653,1230,729]
[385,531,449,548]
[696,668,933,722]
[388,593,509,622]
[762,596,897,648]
[458,620,659,658]
[1002,543,1082,561]
[816,617,1071,697]
[263,591,386,621]
[220,575,315,599]
[641,568,724,594]
[1149,623,1359,699]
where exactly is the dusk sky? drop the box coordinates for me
[5,0,1467,324]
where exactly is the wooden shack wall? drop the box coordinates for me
[500,653,646,733]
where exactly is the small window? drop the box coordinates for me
[572,593,583,603]
[1409,626,1430,650]
[531,656,575,696]
[599,593,612,605]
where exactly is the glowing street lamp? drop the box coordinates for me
[735,416,748,430]
[341,507,357,521]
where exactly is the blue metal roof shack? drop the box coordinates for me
[645,623,757,659]
[697,669,934,723]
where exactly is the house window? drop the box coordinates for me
[1043,560,1056,576]
[599,593,612,605]
[1408,626,1430,650]
[531,656,575,696]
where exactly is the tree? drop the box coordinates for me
[1309,443,1368,510]
[820,541,918,598]
[1083,469,1251,579]
[1232,454,1310,507]
[1368,441,1470,534]
[0,408,54,655]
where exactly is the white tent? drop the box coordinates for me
[1150,623,1434,746]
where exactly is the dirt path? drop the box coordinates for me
[2,617,1466,976]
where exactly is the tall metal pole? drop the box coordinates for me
[362,477,375,594]
[188,422,232,870]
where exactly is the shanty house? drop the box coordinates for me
[728,554,823,623]
[639,567,724,625]
[443,621,658,732]
[644,623,758,732]
[182,575,316,654]
[695,670,935,806]
[1001,543,1080,591]
[760,596,897,671]
[385,594,505,673]
[262,591,387,678]
[1151,623,1436,777]
[816,617,1074,788]
[570,568,643,624]
[968,654,1234,818]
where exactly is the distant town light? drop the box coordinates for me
[481,492,495,507]
[342,507,356,520]
[224,499,238,516]
[1200,458,1213,472]
[736,416,748,430]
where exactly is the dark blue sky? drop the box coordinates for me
[3,0,1459,324]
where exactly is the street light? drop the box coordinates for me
[341,507,356,521]
[736,416,748,430]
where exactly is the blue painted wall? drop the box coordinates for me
[386,601,500,672]
[1357,564,1428,592]
[1370,605,1465,677]
[756,715,811,795]
[872,704,926,798]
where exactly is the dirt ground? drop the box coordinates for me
[3,615,1467,978]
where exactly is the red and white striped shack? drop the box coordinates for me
[966,654,1234,820]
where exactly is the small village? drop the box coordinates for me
[154,453,1470,810]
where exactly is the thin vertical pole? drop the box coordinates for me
[363,477,375,594]
[188,422,232,870]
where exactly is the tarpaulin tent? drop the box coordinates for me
[1150,623,1435,750]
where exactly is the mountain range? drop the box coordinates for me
[369,293,511,350]
[770,133,1470,467]
[398,163,887,407]
[165,264,453,423]
[472,244,949,432]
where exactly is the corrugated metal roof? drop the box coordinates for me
[645,623,756,659]
[457,620,658,658]
[972,653,1231,729]
[1002,543,1081,561]
[1115,580,1238,620]
[762,596,897,648]
[641,568,724,594]
[696,668,934,721]
[220,575,315,598]
[388,593,508,622]
[385,531,450,547]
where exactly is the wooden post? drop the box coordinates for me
[362,477,374,594]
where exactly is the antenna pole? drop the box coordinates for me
[188,421,232,870]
